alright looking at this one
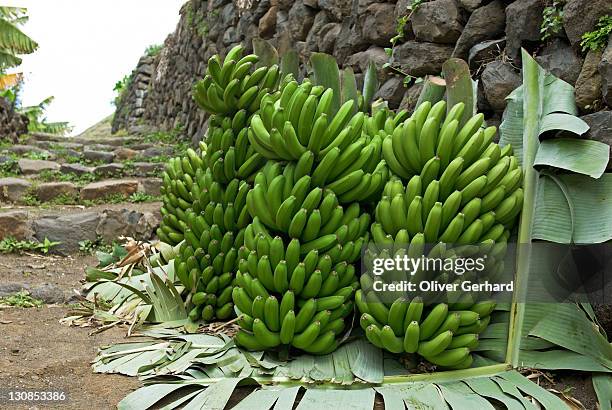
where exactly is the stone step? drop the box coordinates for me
[27,132,144,147]
[0,202,161,254]
[0,177,162,204]
[2,155,165,179]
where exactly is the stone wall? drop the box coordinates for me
[111,55,158,134]
[0,97,28,142]
[113,0,612,144]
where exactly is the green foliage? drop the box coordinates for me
[581,15,612,52]
[389,0,426,47]
[540,1,564,41]
[145,44,162,57]
[0,236,60,254]
[19,96,72,135]
[112,74,133,107]
[0,291,43,308]
[0,7,37,70]
[79,237,112,254]
[128,192,158,203]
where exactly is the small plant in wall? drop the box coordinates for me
[540,0,564,41]
[383,0,428,85]
[581,14,612,52]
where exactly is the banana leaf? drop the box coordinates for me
[533,173,612,243]
[362,60,379,113]
[341,67,359,115]
[498,50,611,376]
[280,49,299,79]
[442,58,475,128]
[534,138,608,178]
[253,38,279,68]
[310,53,342,115]
[592,373,612,410]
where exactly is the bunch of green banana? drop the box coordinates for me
[157,146,207,245]
[204,111,267,185]
[232,217,360,354]
[355,100,524,368]
[231,163,369,354]
[193,44,281,117]
[243,161,370,260]
[174,176,252,322]
[248,78,390,203]
[357,290,496,369]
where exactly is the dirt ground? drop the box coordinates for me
[0,254,601,409]
[0,254,139,410]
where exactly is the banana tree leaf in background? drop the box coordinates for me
[500,51,612,377]
[416,76,446,107]
[117,369,573,410]
[252,38,279,68]
[592,373,612,410]
[534,138,609,178]
[533,173,612,243]
[310,53,341,115]
[361,60,378,113]
[341,67,359,115]
[280,49,299,79]
[499,69,588,167]
[442,58,475,127]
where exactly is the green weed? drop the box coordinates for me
[581,15,612,52]
[0,236,60,254]
[0,291,44,308]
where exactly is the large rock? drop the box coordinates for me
[452,0,505,59]
[374,77,406,109]
[411,0,463,44]
[29,284,67,304]
[258,6,277,38]
[319,23,342,54]
[601,40,612,108]
[8,145,51,157]
[481,61,522,111]
[0,211,31,240]
[83,150,115,163]
[94,163,125,177]
[60,163,93,176]
[345,46,390,81]
[399,82,424,114]
[394,41,454,77]
[581,111,612,169]
[141,178,163,196]
[287,2,316,41]
[536,39,584,86]
[0,177,31,203]
[581,111,612,147]
[318,0,352,20]
[17,158,60,175]
[132,162,164,176]
[563,0,612,47]
[33,212,100,253]
[468,39,506,69]
[575,50,603,111]
[96,209,160,243]
[35,182,78,202]
[113,147,138,160]
[505,0,544,59]
[305,10,332,52]
[361,3,396,47]
[80,180,139,201]
[458,0,482,12]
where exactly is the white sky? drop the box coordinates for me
[5,0,185,135]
